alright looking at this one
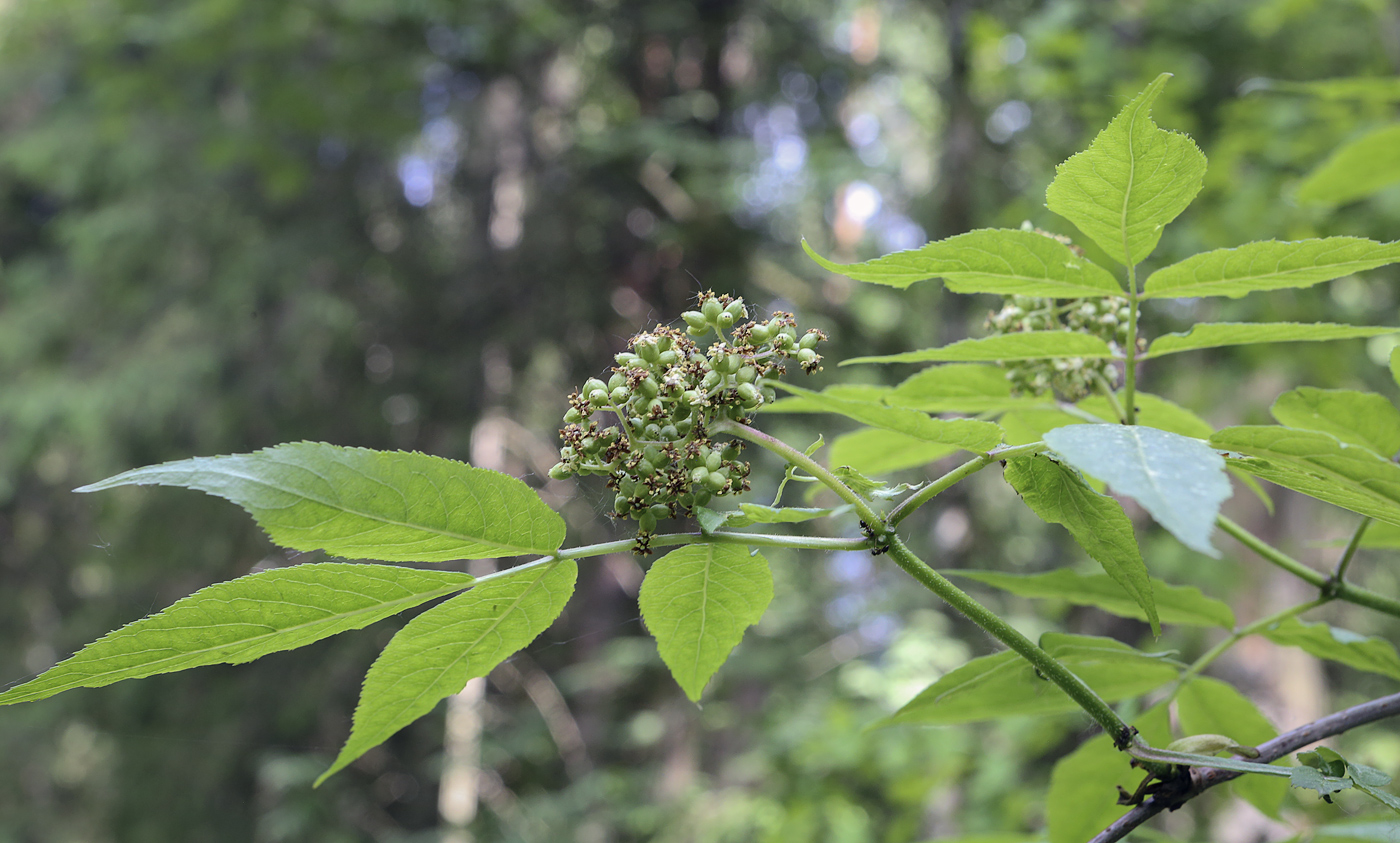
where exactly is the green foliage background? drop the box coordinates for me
[2,0,1399,839]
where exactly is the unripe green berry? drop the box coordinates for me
[649,503,669,520]
[637,458,655,477]
[588,388,609,407]
[614,495,630,513]
[717,311,735,329]
[799,331,820,350]
[725,300,746,321]
[638,511,657,533]
[659,424,678,440]
[563,407,583,424]
[549,462,571,480]
[705,450,722,472]
[691,466,710,486]
[702,370,721,389]
[797,348,818,364]
[639,377,659,398]
[694,490,712,507]
[682,311,707,331]
[636,339,659,363]
[608,372,627,390]
[748,325,770,343]
[737,365,757,384]
[657,350,678,366]
[701,297,722,321]
[610,386,629,403]
[737,382,759,404]
[703,471,728,492]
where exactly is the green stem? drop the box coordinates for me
[1123,264,1139,426]
[883,534,1137,748]
[1333,517,1372,583]
[887,441,1049,529]
[1091,371,1128,424]
[711,418,883,527]
[1218,515,1400,619]
[1164,597,1332,701]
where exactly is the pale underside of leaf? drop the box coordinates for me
[0,563,474,705]
[77,442,566,561]
[1144,323,1397,359]
[1043,424,1230,557]
[1045,72,1206,265]
[1260,616,1400,681]
[317,559,577,784]
[1142,237,1400,299]
[638,545,773,701]
[801,229,1122,296]
[843,332,1116,366]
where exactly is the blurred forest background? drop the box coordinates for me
[2,0,1400,841]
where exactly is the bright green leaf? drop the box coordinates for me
[1043,424,1230,557]
[1003,456,1159,635]
[948,569,1234,628]
[1045,704,1171,843]
[1260,616,1400,681]
[999,410,1084,446]
[1291,765,1354,799]
[844,332,1115,366]
[0,563,474,706]
[887,364,1042,414]
[317,560,577,784]
[1297,123,1400,206]
[762,384,890,413]
[698,503,839,529]
[1353,781,1400,815]
[1271,387,1400,457]
[801,229,1122,296]
[1177,677,1287,817]
[1359,519,1400,548]
[638,545,773,701]
[1045,73,1205,265]
[1390,347,1400,390]
[774,384,1003,452]
[828,428,959,476]
[888,633,1179,726]
[1078,391,1215,438]
[77,442,566,562]
[1144,323,1397,359]
[1141,237,1400,299]
[1211,426,1400,526]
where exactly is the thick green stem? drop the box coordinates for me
[886,441,1046,529]
[1218,515,1400,619]
[711,418,883,526]
[883,534,1136,748]
[1122,263,1139,426]
[1333,517,1372,583]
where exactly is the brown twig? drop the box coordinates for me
[1089,691,1400,843]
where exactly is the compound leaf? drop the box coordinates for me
[1003,456,1159,635]
[0,563,474,706]
[77,442,566,562]
[762,384,890,413]
[639,544,773,701]
[1043,424,1230,557]
[1271,387,1400,457]
[1177,677,1287,817]
[801,229,1122,296]
[317,559,577,784]
[1046,73,1205,265]
[1260,616,1400,681]
[1142,237,1400,299]
[1297,123,1400,206]
[775,384,1003,452]
[1211,426,1400,526]
[888,633,1179,726]
[949,568,1233,628]
[844,332,1115,366]
[828,428,959,476]
[1144,323,1397,359]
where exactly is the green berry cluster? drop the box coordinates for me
[986,294,1133,400]
[549,292,826,550]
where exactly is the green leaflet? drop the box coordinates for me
[801,228,1122,296]
[0,563,474,706]
[317,560,577,784]
[1177,677,1287,818]
[887,633,1179,726]
[887,364,1043,414]
[762,384,890,413]
[77,442,566,562]
[1261,76,1400,101]
[1043,424,1230,557]
[1211,426,1400,526]
[1260,616,1400,681]
[828,428,959,476]
[1046,704,1171,843]
[1003,456,1160,635]
[1144,323,1398,359]
[696,503,838,530]
[1078,391,1215,438]
[1045,73,1205,266]
[1297,123,1400,206]
[1391,347,1400,390]
[774,384,1003,452]
[1359,520,1400,549]
[949,568,1234,628]
[843,332,1115,366]
[1141,237,1400,299]
[1271,387,1400,457]
[638,545,773,702]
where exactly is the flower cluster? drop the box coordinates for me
[549,292,825,549]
